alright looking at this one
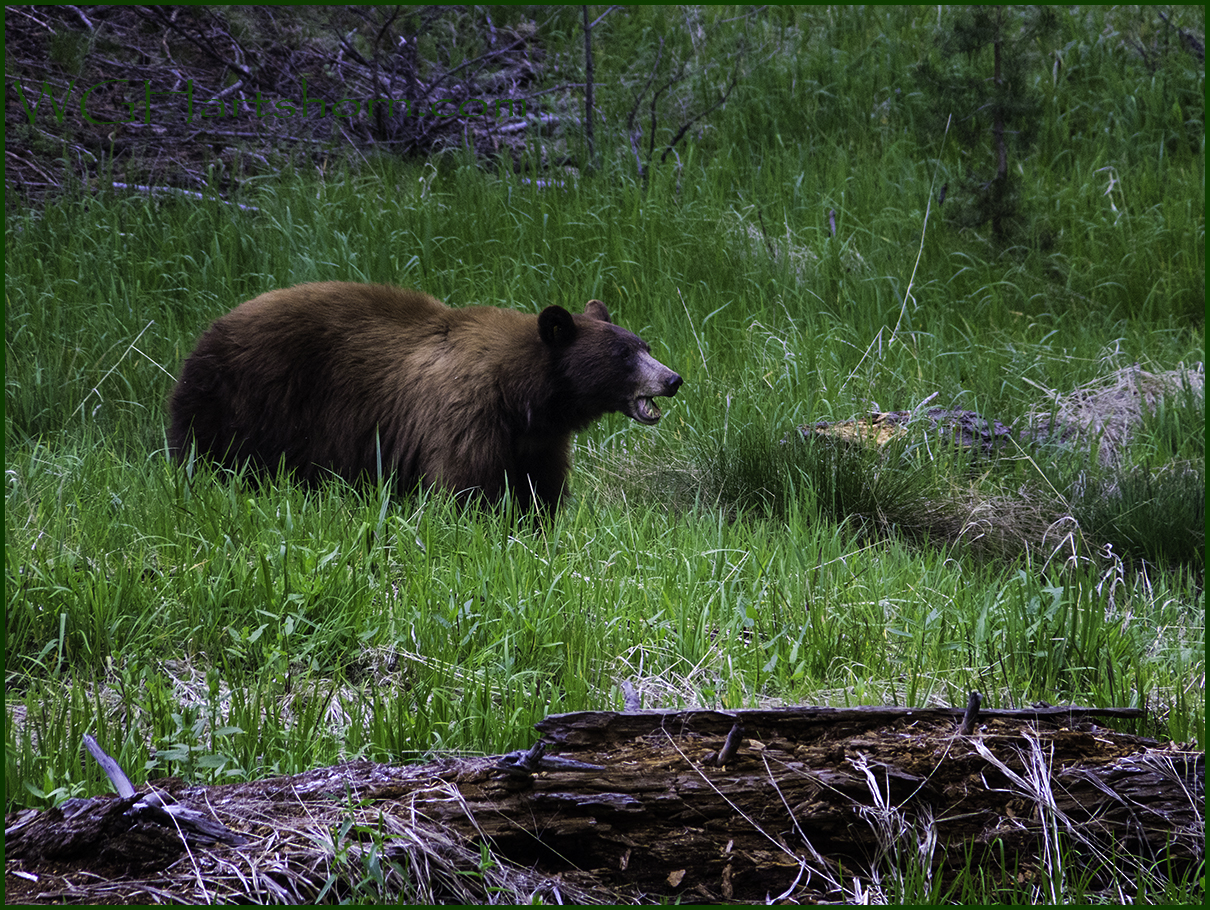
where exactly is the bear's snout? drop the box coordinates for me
[633,351,682,398]
[622,352,682,426]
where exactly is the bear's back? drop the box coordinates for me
[228,281,447,331]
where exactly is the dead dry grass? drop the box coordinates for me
[1022,363,1204,464]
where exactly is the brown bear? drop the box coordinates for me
[168,281,681,510]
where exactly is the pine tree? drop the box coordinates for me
[916,6,1058,245]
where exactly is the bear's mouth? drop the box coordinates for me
[627,396,662,425]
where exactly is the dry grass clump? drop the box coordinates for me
[1022,363,1204,464]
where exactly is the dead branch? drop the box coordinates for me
[4,6,557,200]
[136,6,253,82]
[660,62,740,164]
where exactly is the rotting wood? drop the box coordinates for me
[5,705,1203,904]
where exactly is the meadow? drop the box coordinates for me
[5,5,1204,903]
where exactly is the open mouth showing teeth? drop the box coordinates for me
[630,397,662,424]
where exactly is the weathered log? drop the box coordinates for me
[5,705,1203,904]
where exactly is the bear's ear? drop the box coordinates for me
[583,299,612,323]
[538,305,577,347]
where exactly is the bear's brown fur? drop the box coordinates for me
[168,282,681,510]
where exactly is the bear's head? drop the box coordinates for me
[538,300,682,427]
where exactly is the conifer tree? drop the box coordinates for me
[916,6,1058,245]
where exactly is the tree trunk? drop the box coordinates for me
[991,5,1008,239]
[582,5,596,169]
[5,705,1203,904]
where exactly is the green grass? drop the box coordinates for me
[5,6,1204,904]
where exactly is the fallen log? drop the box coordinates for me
[5,704,1203,903]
